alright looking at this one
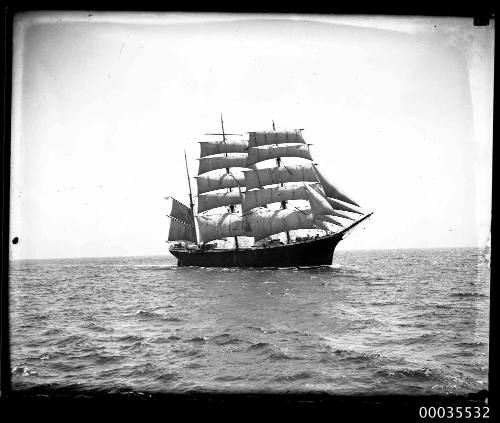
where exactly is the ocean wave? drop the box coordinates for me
[214,375,245,382]
[185,336,209,344]
[135,310,160,318]
[12,365,38,377]
[450,292,487,298]
[154,372,179,382]
[53,334,85,346]
[269,351,295,360]
[368,301,397,306]
[211,333,244,346]
[272,371,315,382]
[80,322,113,333]
[121,341,145,352]
[248,342,272,350]
[150,335,181,343]
[246,326,277,334]
[171,345,206,358]
[184,362,203,369]
[116,334,144,343]
[69,351,122,366]
[456,341,487,347]
[163,316,183,322]
[133,265,177,271]
[332,348,382,363]
[135,310,183,322]
[376,367,439,382]
[42,328,63,336]
[50,362,87,371]
[9,248,490,395]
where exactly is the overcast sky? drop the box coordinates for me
[10,12,494,260]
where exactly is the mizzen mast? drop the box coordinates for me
[184,150,195,215]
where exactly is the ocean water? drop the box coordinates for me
[9,248,490,395]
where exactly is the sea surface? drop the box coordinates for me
[9,247,490,395]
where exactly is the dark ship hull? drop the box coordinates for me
[170,232,343,267]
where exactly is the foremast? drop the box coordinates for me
[242,126,367,244]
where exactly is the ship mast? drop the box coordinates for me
[221,114,239,250]
[272,120,291,244]
[184,150,195,214]
[184,149,199,244]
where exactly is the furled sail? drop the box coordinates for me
[196,170,245,195]
[244,164,318,190]
[198,191,242,213]
[166,197,197,242]
[196,213,253,243]
[247,143,313,166]
[242,183,320,212]
[246,209,316,242]
[248,130,306,148]
[198,153,248,175]
[199,140,249,158]
[313,164,360,207]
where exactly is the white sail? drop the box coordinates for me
[196,213,253,243]
[327,209,355,221]
[248,130,306,148]
[166,197,195,226]
[198,191,242,213]
[198,153,248,175]
[304,184,345,230]
[317,214,344,227]
[242,183,320,212]
[167,219,197,242]
[246,208,316,242]
[247,143,313,166]
[199,140,249,158]
[325,196,363,215]
[313,164,360,207]
[304,183,336,216]
[244,164,318,190]
[165,197,196,242]
[196,170,245,195]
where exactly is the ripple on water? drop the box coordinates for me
[9,248,489,395]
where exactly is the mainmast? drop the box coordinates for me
[221,114,239,250]
[272,120,291,244]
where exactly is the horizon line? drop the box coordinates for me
[9,244,488,261]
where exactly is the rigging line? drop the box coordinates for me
[205,133,243,136]
[165,196,190,207]
[165,214,195,227]
[292,206,309,216]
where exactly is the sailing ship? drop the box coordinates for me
[165,116,372,267]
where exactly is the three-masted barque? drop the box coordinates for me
[166,116,372,267]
